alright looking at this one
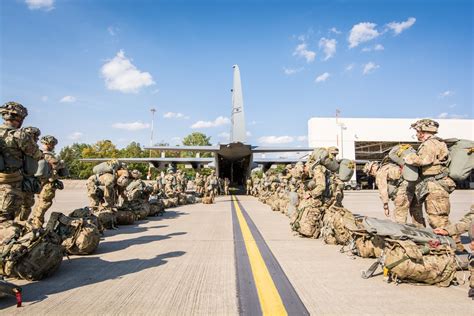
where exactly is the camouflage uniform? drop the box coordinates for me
[442,205,474,295]
[86,164,129,208]
[246,178,252,195]
[32,136,63,228]
[164,169,177,198]
[367,161,425,227]
[0,102,42,223]
[205,171,218,200]
[224,178,230,195]
[405,119,456,228]
[195,173,204,195]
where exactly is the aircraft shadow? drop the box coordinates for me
[0,250,186,308]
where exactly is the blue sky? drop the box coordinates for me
[1,0,472,150]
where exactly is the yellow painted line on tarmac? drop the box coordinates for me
[231,195,287,316]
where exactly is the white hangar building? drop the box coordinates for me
[307,117,474,186]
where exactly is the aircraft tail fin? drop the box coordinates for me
[230,65,246,143]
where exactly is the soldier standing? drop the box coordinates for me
[31,135,64,228]
[205,170,218,201]
[164,168,177,198]
[224,177,230,195]
[363,160,425,227]
[246,177,252,195]
[16,126,41,222]
[0,102,42,224]
[404,119,456,228]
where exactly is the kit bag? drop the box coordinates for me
[338,159,355,182]
[388,145,419,182]
[446,138,474,181]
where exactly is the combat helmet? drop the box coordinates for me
[410,119,439,133]
[0,101,28,121]
[41,135,58,147]
[327,146,339,157]
[131,169,142,179]
[363,161,379,175]
[24,126,41,140]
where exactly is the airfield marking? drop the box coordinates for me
[231,195,309,316]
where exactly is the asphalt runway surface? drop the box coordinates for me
[1,181,472,315]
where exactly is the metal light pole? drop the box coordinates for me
[148,108,156,179]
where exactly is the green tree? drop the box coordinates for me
[59,143,93,179]
[182,132,212,158]
[119,142,149,175]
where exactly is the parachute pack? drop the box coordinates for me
[388,144,419,182]
[445,138,474,181]
[338,159,355,182]
[92,160,120,175]
[343,216,458,286]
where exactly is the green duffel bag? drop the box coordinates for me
[115,209,136,225]
[446,138,474,181]
[338,159,355,182]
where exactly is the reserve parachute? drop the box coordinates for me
[388,144,419,182]
[445,138,474,181]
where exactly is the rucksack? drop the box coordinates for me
[291,198,324,238]
[115,208,136,225]
[48,212,101,255]
[445,138,474,181]
[320,206,354,245]
[388,145,419,182]
[1,228,63,281]
[93,208,116,229]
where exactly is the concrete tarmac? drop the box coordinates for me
[1,182,472,315]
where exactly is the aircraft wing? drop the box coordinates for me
[251,146,313,153]
[253,157,307,164]
[79,157,214,168]
[144,146,220,152]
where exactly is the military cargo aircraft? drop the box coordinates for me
[82,65,313,185]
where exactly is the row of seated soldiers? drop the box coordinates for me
[247,142,473,297]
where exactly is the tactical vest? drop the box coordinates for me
[0,125,23,174]
[419,137,450,177]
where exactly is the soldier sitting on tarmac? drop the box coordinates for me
[434,205,474,298]
[363,160,425,227]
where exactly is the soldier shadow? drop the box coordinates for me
[96,232,187,254]
[151,210,189,220]
[104,225,169,237]
[0,250,186,308]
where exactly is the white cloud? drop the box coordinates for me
[348,22,380,48]
[315,72,330,83]
[330,27,342,34]
[41,96,48,102]
[437,112,467,119]
[293,43,316,63]
[218,132,230,141]
[101,50,155,93]
[319,37,337,61]
[439,90,454,98]
[246,131,252,137]
[191,116,230,129]
[386,17,416,35]
[163,112,189,119]
[68,132,83,140]
[374,44,384,51]
[258,136,294,144]
[283,67,303,75]
[107,26,118,36]
[25,0,54,11]
[297,136,307,142]
[362,44,384,52]
[363,62,380,75]
[345,63,355,71]
[59,95,76,103]
[112,122,150,131]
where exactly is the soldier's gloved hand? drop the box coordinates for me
[383,203,390,217]
[433,228,449,236]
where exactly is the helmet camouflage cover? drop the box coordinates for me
[363,161,379,175]
[41,135,58,146]
[1,101,28,121]
[410,119,439,133]
[23,126,41,139]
